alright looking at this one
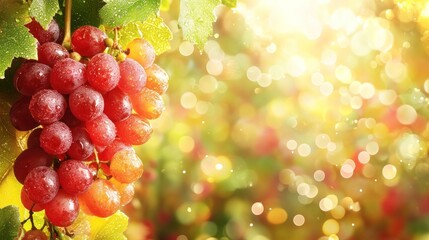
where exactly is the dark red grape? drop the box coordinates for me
[27,128,42,148]
[14,147,54,184]
[13,61,51,96]
[37,42,69,67]
[118,58,146,95]
[67,126,94,160]
[40,121,72,155]
[57,160,93,195]
[103,88,132,122]
[50,58,86,94]
[71,25,107,57]
[85,53,120,93]
[9,96,39,131]
[24,166,59,204]
[29,89,67,125]
[69,85,104,121]
[25,18,60,44]
[23,229,48,240]
[44,189,79,227]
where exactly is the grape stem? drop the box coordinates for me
[62,0,72,49]
[20,208,35,230]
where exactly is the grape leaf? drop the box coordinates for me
[0,0,37,79]
[117,15,172,55]
[55,0,105,32]
[222,0,236,8]
[99,0,160,27]
[0,205,20,240]
[88,211,128,240]
[29,0,60,28]
[160,0,172,11]
[178,0,221,49]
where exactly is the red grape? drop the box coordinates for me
[78,179,120,217]
[85,113,116,146]
[118,58,147,95]
[23,229,48,240]
[37,42,70,67]
[131,88,164,119]
[67,126,94,160]
[29,89,67,125]
[13,147,54,184]
[20,188,45,212]
[71,25,107,57]
[103,88,132,122]
[57,160,93,195]
[50,58,86,94]
[85,53,120,93]
[44,189,79,227]
[40,121,72,155]
[116,114,152,145]
[110,149,144,183]
[145,64,169,95]
[69,85,104,121]
[9,96,39,131]
[27,128,42,148]
[98,139,133,162]
[13,61,51,96]
[24,166,59,204]
[126,38,156,68]
[25,18,60,44]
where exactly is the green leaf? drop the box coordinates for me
[29,0,60,28]
[0,0,37,79]
[222,0,236,8]
[160,0,172,11]
[55,0,105,32]
[0,205,20,240]
[178,0,221,49]
[117,15,172,55]
[88,211,128,240]
[99,0,160,27]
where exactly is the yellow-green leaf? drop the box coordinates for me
[99,0,160,27]
[0,0,37,79]
[117,15,172,55]
[160,0,172,11]
[29,0,60,28]
[178,0,221,49]
[222,0,236,8]
[88,211,128,240]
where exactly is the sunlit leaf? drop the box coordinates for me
[221,0,236,8]
[178,0,221,49]
[88,211,128,240]
[99,0,160,27]
[0,205,20,240]
[0,0,37,79]
[117,15,172,55]
[29,0,60,28]
[160,0,172,11]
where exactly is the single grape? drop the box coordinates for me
[103,88,132,122]
[13,147,54,184]
[145,64,169,95]
[109,178,135,206]
[115,114,152,145]
[50,58,86,94]
[29,89,67,125]
[98,139,133,162]
[21,187,45,212]
[78,179,120,218]
[37,42,70,67]
[57,160,93,195]
[9,96,39,131]
[131,88,165,119]
[118,58,147,95]
[69,85,104,121]
[27,128,42,148]
[85,113,116,146]
[67,126,94,160]
[24,166,59,204]
[13,61,51,96]
[85,53,120,93]
[110,149,143,184]
[40,121,72,155]
[126,38,156,68]
[22,229,48,240]
[44,189,79,227]
[25,18,60,44]
[71,25,107,57]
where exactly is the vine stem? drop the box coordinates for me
[62,0,72,49]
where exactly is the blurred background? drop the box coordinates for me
[124,0,429,239]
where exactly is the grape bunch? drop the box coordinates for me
[10,18,169,230]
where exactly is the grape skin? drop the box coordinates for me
[145,64,169,95]
[9,96,39,131]
[131,88,165,120]
[71,25,107,57]
[85,113,116,146]
[24,166,59,204]
[23,229,48,240]
[118,58,147,95]
[110,149,144,184]
[57,160,93,194]
[25,18,60,44]
[44,190,79,227]
[103,87,132,122]
[13,147,54,184]
[69,85,104,121]
[85,53,120,93]
[29,89,67,125]
[37,42,70,67]
[126,38,156,68]
[78,179,120,218]
[13,61,51,96]
[116,114,153,145]
[50,58,87,94]
[40,121,72,155]
[67,126,94,160]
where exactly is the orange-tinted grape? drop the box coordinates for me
[78,179,120,218]
[110,149,143,183]
[131,88,164,119]
[126,38,156,68]
[115,114,152,145]
[109,178,135,206]
[145,64,169,95]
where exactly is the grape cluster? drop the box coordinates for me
[10,18,169,229]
